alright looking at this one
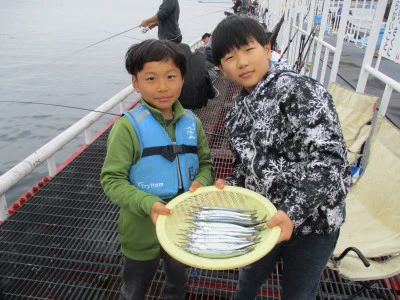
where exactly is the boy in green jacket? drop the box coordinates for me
[101,39,214,300]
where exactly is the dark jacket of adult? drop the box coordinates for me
[156,0,182,41]
[177,43,215,109]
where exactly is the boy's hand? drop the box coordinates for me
[215,179,227,189]
[266,210,294,243]
[150,202,173,225]
[189,180,204,192]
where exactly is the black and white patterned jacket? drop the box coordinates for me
[225,63,352,235]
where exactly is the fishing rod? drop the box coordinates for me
[54,8,227,63]
[53,25,140,63]
[95,30,144,41]
[0,101,120,116]
[269,14,285,52]
[293,23,318,72]
[278,2,312,63]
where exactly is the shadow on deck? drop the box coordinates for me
[0,69,398,299]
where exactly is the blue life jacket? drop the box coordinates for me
[123,102,199,199]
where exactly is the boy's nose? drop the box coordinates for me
[237,55,248,68]
[157,78,168,91]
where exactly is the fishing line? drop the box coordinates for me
[181,8,228,22]
[1,100,229,138]
[53,25,140,63]
[0,101,120,116]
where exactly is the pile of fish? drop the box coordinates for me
[178,206,267,259]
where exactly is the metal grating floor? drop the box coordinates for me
[0,70,399,299]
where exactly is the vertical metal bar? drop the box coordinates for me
[320,50,330,84]
[374,55,382,70]
[312,0,332,81]
[47,155,57,177]
[119,100,125,115]
[85,127,93,145]
[379,85,393,116]
[356,0,388,93]
[329,0,352,83]
[0,194,8,222]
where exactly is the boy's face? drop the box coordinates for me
[218,38,271,93]
[202,36,210,45]
[132,59,183,118]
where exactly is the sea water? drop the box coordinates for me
[0,0,230,205]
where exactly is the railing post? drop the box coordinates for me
[379,85,393,117]
[47,155,57,177]
[0,194,8,222]
[356,0,388,93]
[85,128,93,145]
[329,0,352,83]
[119,100,125,115]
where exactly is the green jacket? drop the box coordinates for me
[101,99,214,260]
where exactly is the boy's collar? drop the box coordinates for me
[140,98,185,120]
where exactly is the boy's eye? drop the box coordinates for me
[225,55,233,61]
[246,47,255,52]
[168,74,176,79]
[146,76,156,81]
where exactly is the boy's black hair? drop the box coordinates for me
[125,39,187,78]
[201,33,211,40]
[211,15,269,66]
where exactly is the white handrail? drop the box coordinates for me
[0,85,135,221]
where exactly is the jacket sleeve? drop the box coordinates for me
[156,0,176,21]
[100,117,162,217]
[194,117,215,186]
[278,77,350,230]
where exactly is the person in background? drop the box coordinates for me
[201,33,215,65]
[252,0,259,18]
[101,39,214,300]
[212,15,351,300]
[140,0,182,43]
[202,33,212,50]
[232,0,242,14]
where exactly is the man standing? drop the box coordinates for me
[140,0,182,44]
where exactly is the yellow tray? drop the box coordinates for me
[156,186,280,270]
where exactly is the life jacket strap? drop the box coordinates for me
[142,145,197,162]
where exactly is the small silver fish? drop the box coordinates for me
[192,206,257,214]
[185,246,255,259]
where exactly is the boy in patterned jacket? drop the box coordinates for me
[212,15,352,299]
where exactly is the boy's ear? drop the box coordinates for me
[265,43,272,60]
[217,65,227,77]
[132,76,140,93]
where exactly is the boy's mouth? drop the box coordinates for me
[239,71,254,78]
[157,96,172,102]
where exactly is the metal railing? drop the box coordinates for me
[265,0,399,116]
[0,85,135,221]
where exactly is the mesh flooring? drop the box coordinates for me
[0,69,399,299]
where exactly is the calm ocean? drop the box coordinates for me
[0,0,230,205]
